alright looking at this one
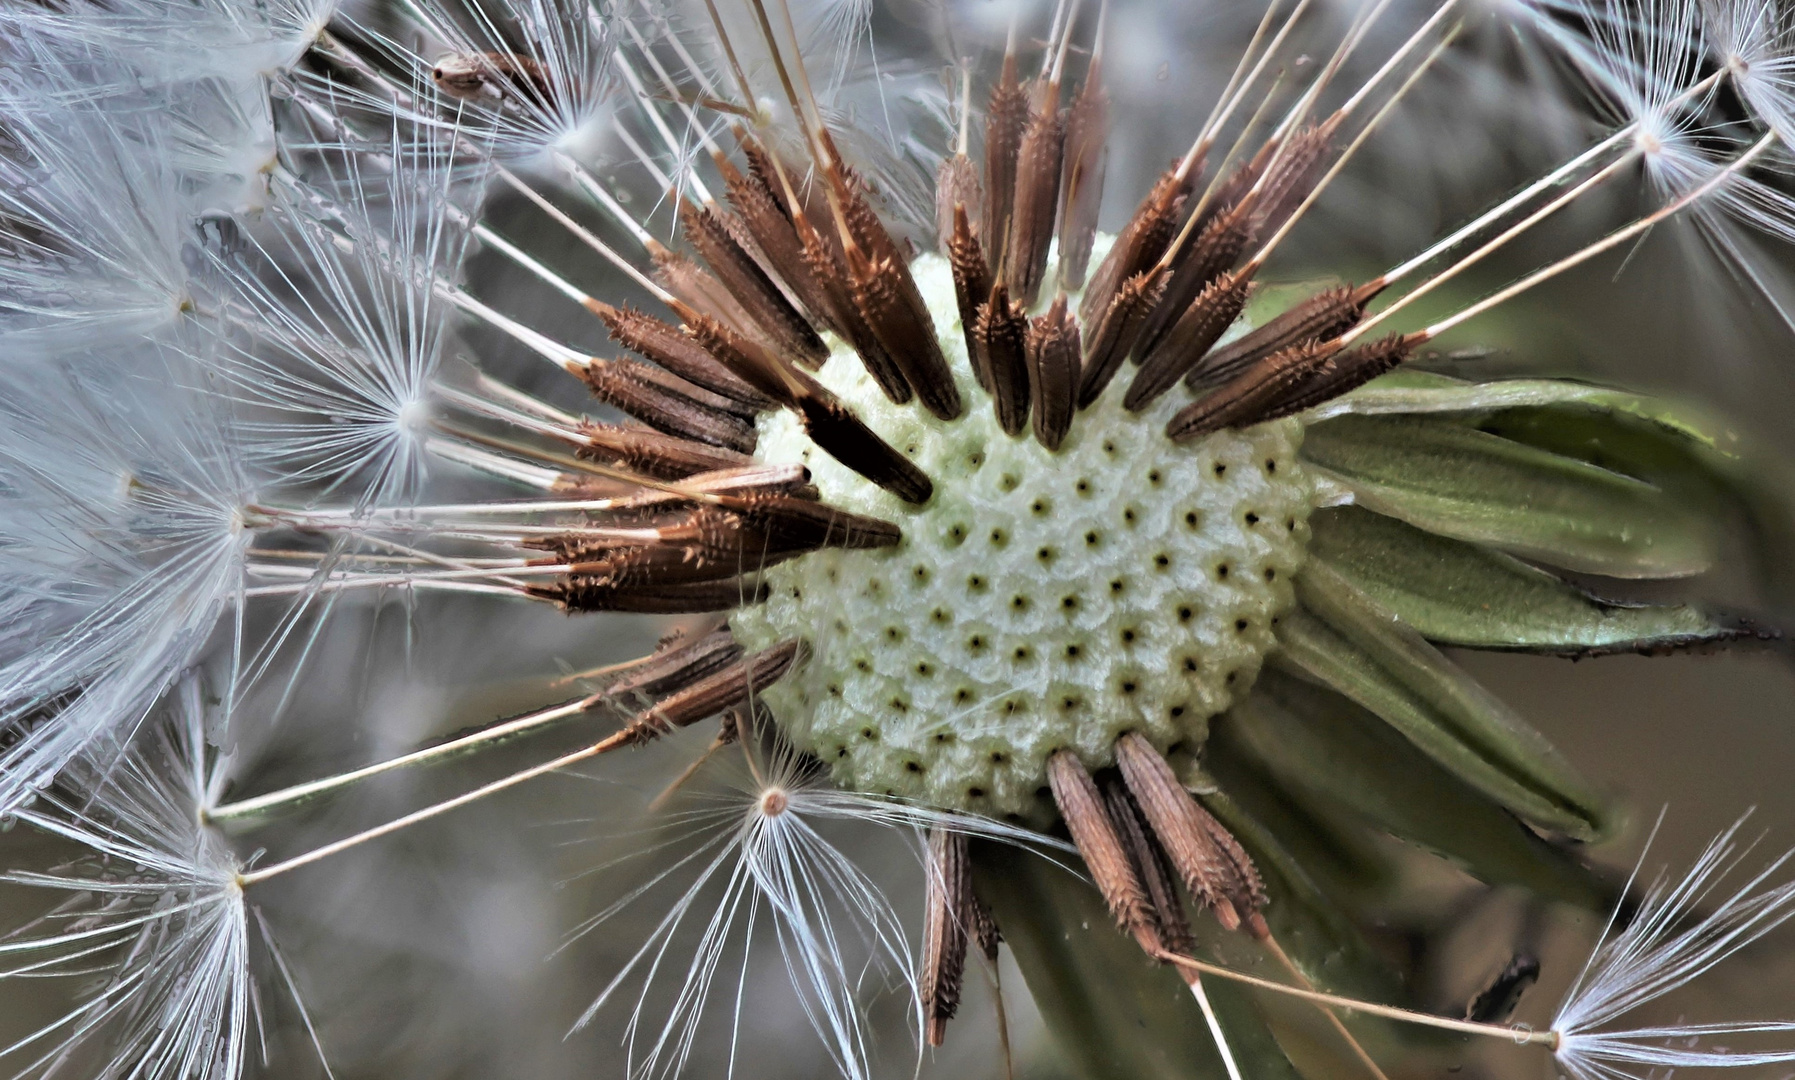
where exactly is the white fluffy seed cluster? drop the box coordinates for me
[729,251,1318,820]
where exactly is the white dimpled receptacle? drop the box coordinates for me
[728,251,1317,820]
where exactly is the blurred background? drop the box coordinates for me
[7,0,1795,1076]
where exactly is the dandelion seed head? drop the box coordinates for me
[0,357,255,814]
[0,678,256,1080]
[6,0,1795,1074]
[562,739,932,1080]
[730,250,1317,820]
[1,0,339,87]
[0,90,202,353]
[196,126,472,505]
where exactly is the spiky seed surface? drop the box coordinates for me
[730,250,1317,821]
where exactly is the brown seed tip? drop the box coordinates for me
[949,204,993,391]
[973,282,1030,437]
[1046,751,1162,953]
[1114,733,1256,932]
[935,154,983,254]
[1126,271,1252,412]
[1003,99,1067,308]
[1078,266,1166,408]
[1026,297,1078,450]
[983,61,1030,273]
[921,828,971,1046]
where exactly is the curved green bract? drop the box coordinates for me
[1318,371,1745,446]
[1280,562,1610,840]
[1308,505,1743,655]
[1214,668,1608,908]
[970,841,1302,1080]
[1299,413,1717,579]
[1321,371,1795,609]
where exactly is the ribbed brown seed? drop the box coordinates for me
[1046,752,1162,953]
[791,160,849,270]
[1099,774,1195,956]
[1166,338,1339,443]
[1026,296,1078,451]
[605,629,744,707]
[922,828,971,1047]
[1125,271,1253,411]
[1252,333,1416,423]
[622,640,802,745]
[595,305,772,410]
[741,140,793,217]
[1080,168,1191,327]
[608,356,756,419]
[971,893,1001,962]
[604,464,815,514]
[576,421,753,480]
[983,61,1029,272]
[1177,328,1414,437]
[574,533,791,583]
[680,312,799,404]
[1057,74,1110,292]
[793,394,935,504]
[671,313,933,502]
[1113,732,1241,932]
[555,558,762,598]
[973,282,1030,437]
[1190,795,1268,929]
[730,142,851,341]
[1186,283,1376,393]
[722,493,903,552]
[935,154,982,254]
[797,214,912,404]
[1175,196,1258,286]
[534,576,765,614]
[948,204,993,390]
[1190,137,1278,243]
[1078,266,1166,408]
[1250,121,1337,238]
[652,249,760,339]
[653,504,811,563]
[680,201,829,368]
[847,245,963,420]
[1003,101,1066,308]
[836,178,961,419]
[1135,200,1256,362]
[582,358,757,453]
[561,511,775,588]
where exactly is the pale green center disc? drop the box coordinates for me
[729,248,1318,820]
